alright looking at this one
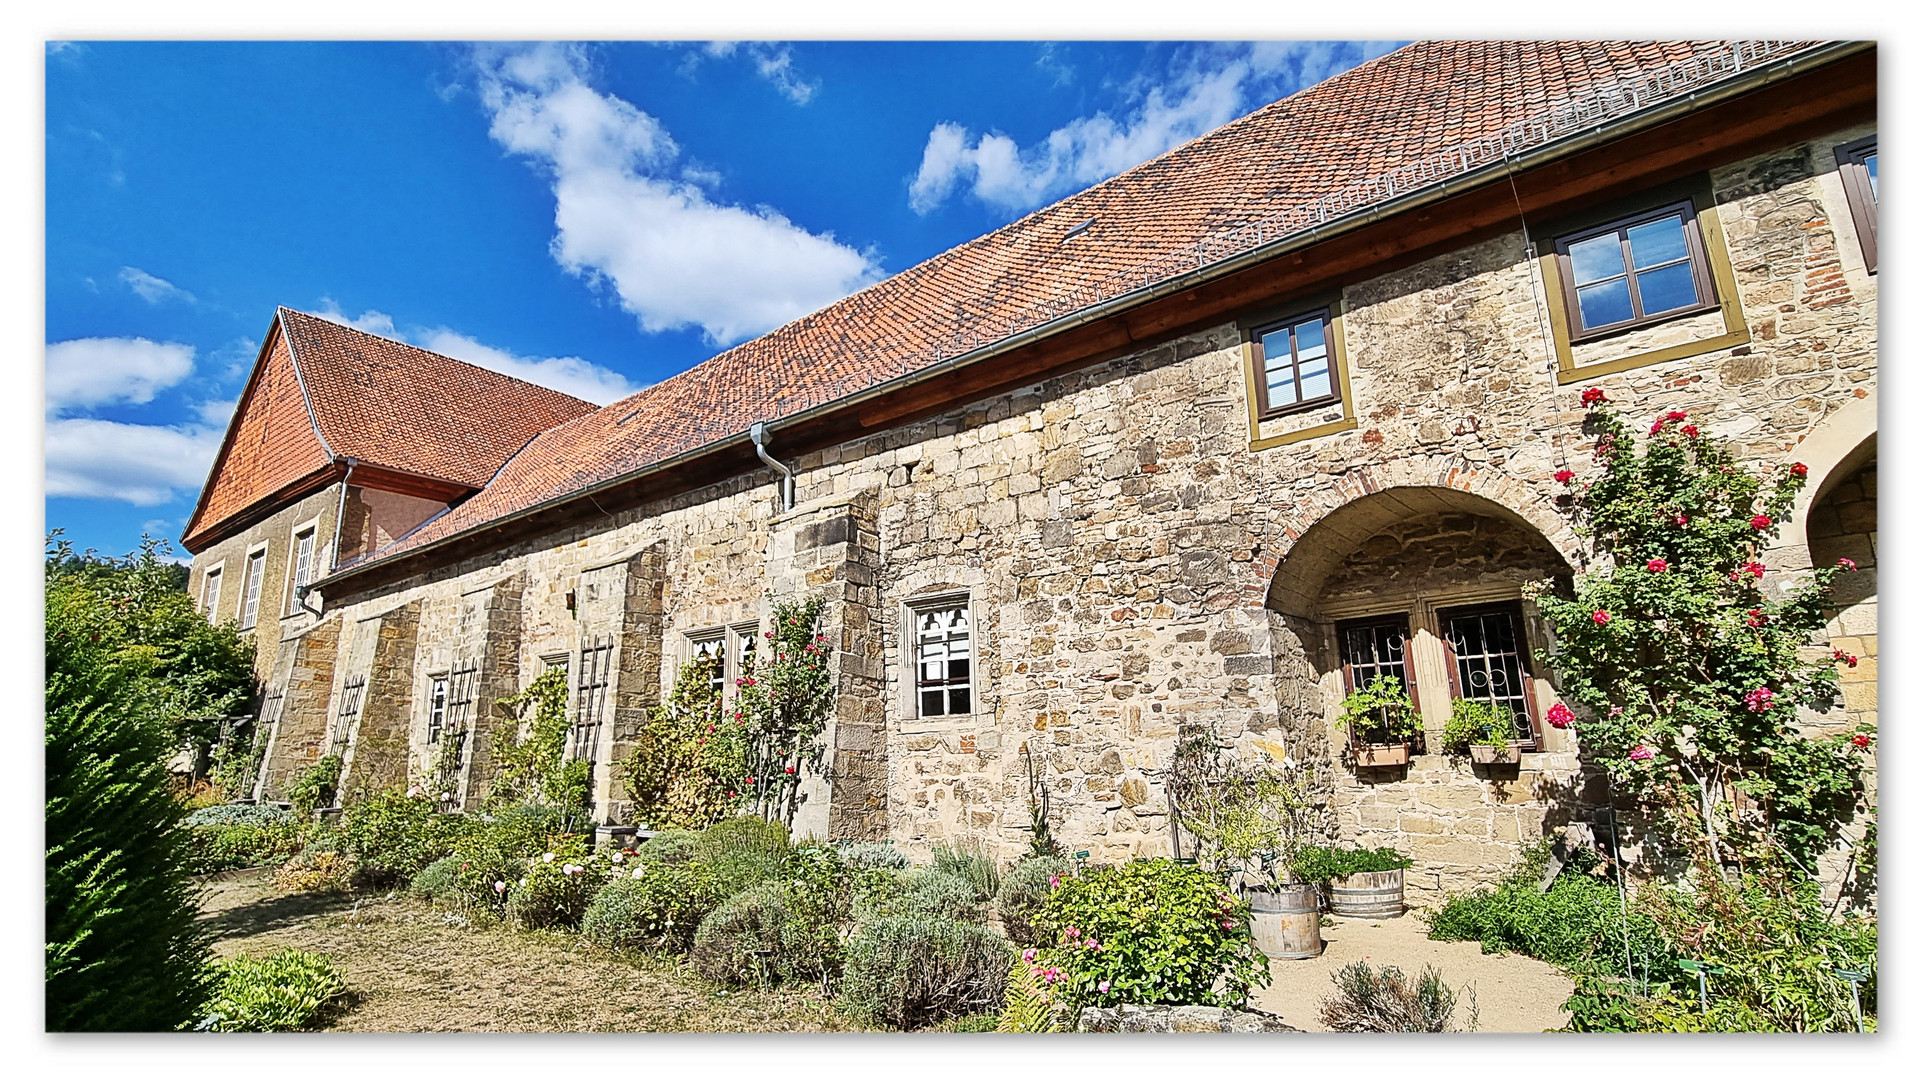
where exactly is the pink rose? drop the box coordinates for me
[1629,745,1653,763]
[1098,980,1111,994]
[1592,610,1611,626]
[1837,558,1857,572]
[1546,702,1575,729]
[1646,558,1668,573]
[1744,687,1776,713]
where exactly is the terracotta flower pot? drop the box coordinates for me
[1469,744,1522,765]
[1354,742,1411,767]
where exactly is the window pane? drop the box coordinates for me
[949,687,971,714]
[1864,152,1878,200]
[1293,317,1326,361]
[1568,234,1626,285]
[1267,365,1299,405]
[1625,214,1689,269]
[921,689,945,717]
[1635,261,1699,316]
[1298,353,1332,401]
[1576,277,1634,328]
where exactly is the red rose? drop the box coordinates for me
[1581,387,1608,407]
[1629,745,1653,762]
[1665,410,1688,423]
[1554,468,1575,484]
[784,765,796,774]
[1837,558,1857,572]
[1746,609,1767,628]
[1852,733,1872,749]
[1674,512,1689,526]
[1649,419,1666,436]
[1592,610,1611,626]
[1546,702,1575,729]
[1790,462,1808,478]
[1833,649,1859,668]
[1682,425,1699,438]
[1647,558,1668,573]
[1751,514,1773,531]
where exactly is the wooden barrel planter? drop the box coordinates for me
[1246,884,1323,960]
[1328,869,1405,918]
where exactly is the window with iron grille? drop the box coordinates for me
[331,674,366,757]
[1336,615,1418,744]
[1835,136,1878,272]
[912,598,973,718]
[571,635,614,763]
[1249,309,1339,419]
[1440,603,1538,746]
[1553,200,1717,340]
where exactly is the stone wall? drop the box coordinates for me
[188,485,340,687]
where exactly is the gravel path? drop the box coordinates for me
[1249,911,1575,1033]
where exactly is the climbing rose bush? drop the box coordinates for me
[1533,399,1871,871]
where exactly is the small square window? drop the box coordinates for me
[1835,136,1878,272]
[912,599,973,718]
[1553,200,1717,340]
[1249,309,1340,419]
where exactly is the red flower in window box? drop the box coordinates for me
[1554,468,1575,484]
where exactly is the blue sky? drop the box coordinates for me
[45,39,1401,560]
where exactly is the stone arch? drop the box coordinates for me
[1778,387,1878,559]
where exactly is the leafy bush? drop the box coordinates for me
[1425,844,1666,978]
[850,867,910,923]
[1033,858,1270,1009]
[199,949,348,1032]
[274,850,357,893]
[1288,844,1412,883]
[901,869,987,922]
[697,815,792,861]
[182,822,308,875]
[581,862,728,953]
[838,842,909,871]
[633,828,701,866]
[932,839,1002,901]
[338,790,467,884]
[1442,699,1519,755]
[440,821,549,914]
[490,670,592,819]
[482,803,574,856]
[1335,675,1420,745]
[409,854,461,902]
[285,755,341,818]
[184,803,294,828]
[505,835,613,930]
[1319,961,1477,1032]
[625,653,748,828]
[995,857,1074,945]
[996,955,1065,1032]
[691,883,815,988]
[840,916,1014,1030]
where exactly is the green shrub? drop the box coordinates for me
[633,828,701,866]
[901,869,987,922]
[1442,699,1520,755]
[200,949,348,1032]
[840,916,1014,1030]
[182,822,307,875]
[1033,858,1270,1010]
[1319,961,1478,1032]
[581,861,729,952]
[690,883,803,988]
[274,850,357,893]
[995,857,1074,945]
[697,815,792,861]
[1424,844,1666,978]
[932,839,1001,900]
[184,803,294,827]
[505,835,614,929]
[850,867,910,923]
[838,842,909,871]
[1288,844,1412,883]
[441,821,548,914]
[409,854,462,902]
[338,790,467,884]
[285,755,341,818]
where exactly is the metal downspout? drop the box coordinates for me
[749,422,795,512]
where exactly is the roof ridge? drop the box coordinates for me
[277,306,597,409]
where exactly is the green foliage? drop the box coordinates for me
[1170,732,1315,886]
[1319,961,1478,1032]
[1033,858,1270,1010]
[46,616,213,1030]
[505,834,613,929]
[286,755,342,818]
[995,857,1075,946]
[184,803,293,827]
[625,653,750,828]
[580,862,728,952]
[733,595,836,827]
[1334,675,1420,745]
[633,828,701,866]
[1424,843,1667,978]
[695,815,793,896]
[901,869,988,922]
[849,867,911,923]
[209,723,268,802]
[440,810,568,914]
[274,850,357,893]
[840,916,1014,1030]
[182,822,308,875]
[199,949,348,1032]
[338,789,468,883]
[995,955,1064,1032]
[1287,844,1412,883]
[838,842,909,871]
[931,838,1001,901]
[488,669,587,819]
[409,854,462,902]
[1535,402,1870,870]
[1442,699,1519,756]
[687,854,854,990]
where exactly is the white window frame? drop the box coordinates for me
[906,592,976,721]
[425,672,450,743]
[237,543,269,631]
[200,561,226,621]
[685,621,762,701]
[284,514,321,617]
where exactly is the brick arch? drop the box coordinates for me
[1242,455,1584,616]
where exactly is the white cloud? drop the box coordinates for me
[46,418,225,506]
[473,43,880,346]
[195,397,239,427]
[416,329,638,405]
[311,300,398,336]
[909,41,1397,216]
[118,266,195,304]
[46,337,196,415]
[683,41,818,104]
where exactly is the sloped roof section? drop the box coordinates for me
[184,310,597,550]
[344,40,1815,571]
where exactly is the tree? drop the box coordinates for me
[1532,394,1872,874]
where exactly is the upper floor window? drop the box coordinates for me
[688,622,760,699]
[286,527,317,615]
[1250,309,1339,418]
[1553,200,1717,340]
[912,598,973,718]
[1836,136,1878,272]
[238,549,267,630]
[426,675,449,743]
[201,567,223,619]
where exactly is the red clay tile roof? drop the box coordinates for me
[339,40,1810,571]
[184,309,597,550]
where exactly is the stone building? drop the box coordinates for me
[185,40,1877,900]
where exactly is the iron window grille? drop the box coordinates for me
[1249,308,1339,419]
[239,550,266,630]
[913,599,973,718]
[571,635,614,764]
[331,675,366,758]
[1337,615,1420,746]
[1553,199,1718,341]
[1835,135,1878,272]
[1440,602,1539,747]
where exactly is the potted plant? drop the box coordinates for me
[1288,844,1413,918]
[1442,699,1523,765]
[1335,676,1420,767]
